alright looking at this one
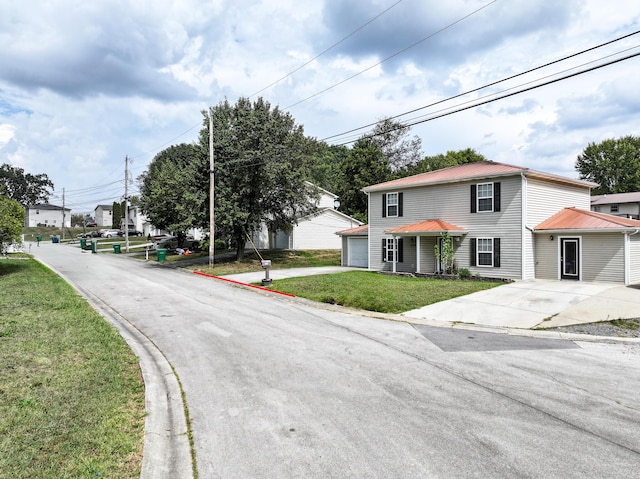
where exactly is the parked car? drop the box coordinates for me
[154,236,199,252]
[101,229,121,238]
[118,229,143,237]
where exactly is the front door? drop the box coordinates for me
[560,238,579,280]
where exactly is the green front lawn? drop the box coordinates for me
[268,271,503,314]
[0,259,145,478]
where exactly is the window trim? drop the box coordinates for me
[386,192,399,217]
[476,237,494,267]
[477,182,494,213]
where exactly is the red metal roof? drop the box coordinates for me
[385,219,465,235]
[336,224,369,235]
[363,161,596,192]
[534,207,640,231]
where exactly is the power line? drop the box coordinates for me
[284,0,498,110]
[331,50,640,146]
[249,0,404,98]
[321,29,640,143]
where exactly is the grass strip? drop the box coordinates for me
[0,259,145,478]
[268,270,502,314]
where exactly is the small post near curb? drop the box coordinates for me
[261,259,272,286]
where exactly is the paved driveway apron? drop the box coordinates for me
[31,243,640,478]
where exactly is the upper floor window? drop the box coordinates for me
[610,204,619,213]
[471,182,501,213]
[382,192,403,218]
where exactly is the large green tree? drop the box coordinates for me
[0,164,53,206]
[307,142,350,194]
[138,143,207,236]
[201,97,318,259]
[0,195,25,255]
[368,118,423,171]
[401,148,487,176]
[575,136,640,195]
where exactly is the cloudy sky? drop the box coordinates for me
[1,0,639,214]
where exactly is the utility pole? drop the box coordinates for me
[62,187,66,240]
[124,156,130,253]
[209,109,215,267]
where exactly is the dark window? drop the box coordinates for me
[471,182,500,213]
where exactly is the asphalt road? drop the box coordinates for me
[31,242,640,478]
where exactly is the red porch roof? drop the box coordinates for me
[385,219,466,235]
[534,207,640,231]
[336,224,369,236]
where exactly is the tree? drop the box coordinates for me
[401,148,487,176]
[0,195,25,255]
[336,138,393,222]
[307,142,350,194]
[575,136,640,195]
[200,97,318,259]
[111,201,125,229]
[368,118,423,171]
[138,143,207,240]
[0,164,54,206]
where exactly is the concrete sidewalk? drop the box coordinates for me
[221,266,361,283]
[403,279,640,329]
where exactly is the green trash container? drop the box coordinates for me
[91,240,97,254]
[156,248,167,263]
[36,235,42,242]
[80,238,87,249]
[113,244,121,254]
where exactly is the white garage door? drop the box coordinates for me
[348,237,368,268]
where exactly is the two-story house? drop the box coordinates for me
[25,204,71,228]
[348,161,640,284]
[591,192,640,220]
[94,204,113,227]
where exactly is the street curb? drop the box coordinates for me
[33,257,194,479]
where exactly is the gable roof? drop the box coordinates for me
[27,203,70,211]
[336,225,369,236]
[385,219,466,236]
[363,161,597,193]
[534,207,640,232]
[591,192,640,205]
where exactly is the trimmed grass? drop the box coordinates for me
[268,270,503,314]
[189,249,341,276]
[0,259,145,478]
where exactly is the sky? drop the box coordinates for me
[1,0,639,215]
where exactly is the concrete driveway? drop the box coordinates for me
[403,279,640,329]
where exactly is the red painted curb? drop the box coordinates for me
[193,271,296,297]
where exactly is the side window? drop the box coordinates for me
[382,238,404,262]
[610,204,619,213]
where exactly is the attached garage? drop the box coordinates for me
[336,225,369,268]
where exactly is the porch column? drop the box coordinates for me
[415,235,420,273]
[392,236,397,273]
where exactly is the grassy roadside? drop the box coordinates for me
[0,258,145,478]
[267,270,502,314]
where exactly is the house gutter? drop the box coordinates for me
[624,229,639,284]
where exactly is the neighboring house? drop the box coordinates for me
[94,204,113,227]
[355,161,640,284]
[591,192,640,219]
[251,184,363,250]
[25,204,71,228]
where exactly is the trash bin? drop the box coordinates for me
[113,244,121,254]
[52,236,59,243]
[36,235,42,242]
[80,238,87,249]
[91,240,97,254]
[156,248,167,263]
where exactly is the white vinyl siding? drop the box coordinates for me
[630,234,640,283]
[581,234,625,283]
[526,178,591,226]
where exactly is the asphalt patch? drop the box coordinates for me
[414,325,579,352]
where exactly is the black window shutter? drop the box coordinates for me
[382,238,387,261]
[494,182,501,212]
[382,194,387,218]
[493,238,501,267]
[470,238,476,266]
[398,238,404,263]
[398,192,404,217]
[470,184,477,213]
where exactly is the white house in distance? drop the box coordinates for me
[251,184,363,250]
[591,192,640,220]
[25,204,71,228]
[94,204,113,227]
